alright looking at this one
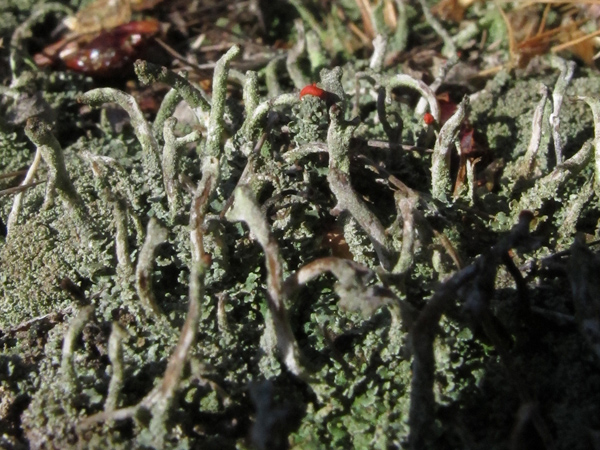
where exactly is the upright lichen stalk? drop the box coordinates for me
[580,96,600,196]
[78,88,165,209]
[327,104,394,270]
[204,45,241,159]
[549,57,575,164]
[431,96,469,202]
[6,148,42,235]
[134,61,211,125]
[23,117,92,240]
[226,186,307,378]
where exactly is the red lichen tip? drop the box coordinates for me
[423,112,435,125]
[300,82,327,100]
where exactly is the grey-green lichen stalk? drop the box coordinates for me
[580,95,600,195]
[225,186,306,378]
[431,96,469,202]
[23,117,92,240]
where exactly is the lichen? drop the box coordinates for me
[2,2,600,449]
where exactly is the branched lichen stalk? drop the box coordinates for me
[134,61,211,124]
[377,86,402,144]
[281,142,328,162]
[466,157,479,205]
[190,156,219,261]
[371,1,401,45]
[409,213,535,448]
[6,148,41,236]
[217,292,231,338]
[205,45,241,158]
[327,106,394,269]
[81,151,138,281]
[408,263,478,448]
[228,68,246,85]
[285,257,366,289]
[82,150,144,217]
[517,139,593,212]
[114,198,134,280]
[517,84,549,180]
[163,117,202,217]
[240,70,261,142]
[225,186,306,378]
[559,178,594,243]
[241,93,299,145]
[162,118,181,216]
[223,133,271,202]
[284,256,407,321]
[431,96,469,202]
[320,67,346,109]
[243,71,260,119]
[79,162,213,437]
[393,190,418,273]
[135,218,168,318]
[153,88,182,139]
[369,35,388,73]
[24,118,76,206]
[105,322,127,412]
[78,88,164,202]
[415,56,457,115]
[326,105,355,174]
[61,305,95,395]
[147,256,207,441]
[353,71,377,117]
[549,57,575,164]
[24,117,91,237]
[328,168,394,270]
[386,74,440,122]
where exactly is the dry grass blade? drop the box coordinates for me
[495,0,517,65]
[551,28,600,62]
[518,0,600,6]
[354,0,375,39]
[0,181,44,196]
[495,0,599,67]
[0,169,27,179]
